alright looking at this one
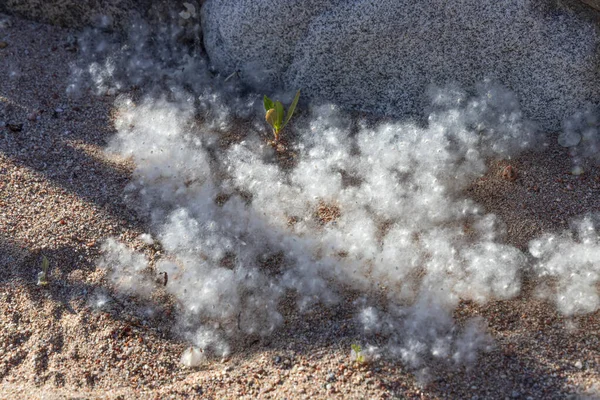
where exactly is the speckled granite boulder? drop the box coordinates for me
[0,0,203,31]
[202,0,600,130]
[581,0,600,11]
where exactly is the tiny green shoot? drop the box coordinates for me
[263,90,300,143]
[37,255,49,286]
[351,343,365,364]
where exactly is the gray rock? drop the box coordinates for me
[581,0,600,11]
[0,0,204,32]
[202,0,600,131]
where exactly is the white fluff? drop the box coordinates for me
[97,80,540,364]
[78,17,597,371]
[530,215,600,316]
[180,347,206,367]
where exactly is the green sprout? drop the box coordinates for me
[37,255,49,286]
[263,90,300,143]
[351,343,365,364]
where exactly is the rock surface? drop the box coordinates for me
[0,0,203,31]
[581,0,600,11]
[202,0,600,131]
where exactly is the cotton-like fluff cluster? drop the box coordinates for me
[223,82,530,369]
[98,73,543,369]
[558,107,600,174]
[358,303,493,374]
[104,95,288,356]
[66,15,215,101]
[228,82,533,294]
[109,94,217,224]
[98,239,154,298]
[530,215,600,316]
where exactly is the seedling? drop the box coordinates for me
[37,255,49,286]
[351,343,365,364]
[263,90,300,143]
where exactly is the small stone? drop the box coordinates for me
[0,41,7,49]
[575,360,583,369]
[273,356,282,364]
[571,165,584,176]
[327,372,336,382]
[55,108,64,113]
[502,165,517,181]
[511,391,520,398]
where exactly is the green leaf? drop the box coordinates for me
[275,101,284,131]
[283,90,300,128]
[351,344,362,354]
[38,256,49,286]
[265,108,277,128]
[263,95,274,112]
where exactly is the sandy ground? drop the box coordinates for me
[1,13,600,400]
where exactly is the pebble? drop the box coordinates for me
[572,165,584,176]
[575,361,583,369]
[0,41,7,49]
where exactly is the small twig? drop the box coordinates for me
[224,70,239,82]
[159,271,168,286]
